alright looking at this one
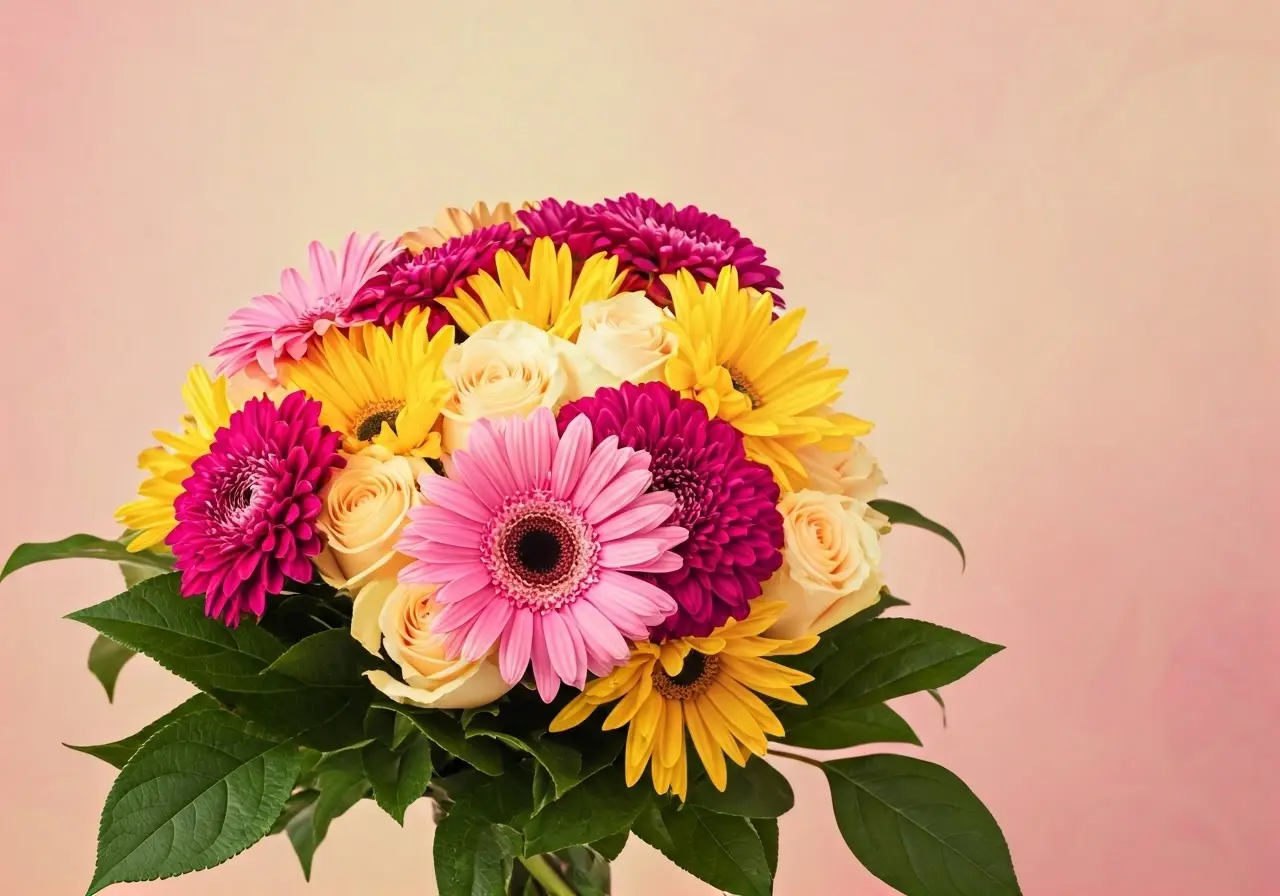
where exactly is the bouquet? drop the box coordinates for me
[3,195,1020,896]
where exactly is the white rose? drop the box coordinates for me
[576,292,677,384]
[313,446,428,595]
[796,440,886,501]
[763,489,891,639]
[352,580,514,710]
[441,319,609,452]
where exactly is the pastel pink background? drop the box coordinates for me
[1,1,1276,893]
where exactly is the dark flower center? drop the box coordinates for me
[727,367,763,409]
[652,653,720,699]
[516,528,562,574]
[501,512,578,588]
[355,401,404,442]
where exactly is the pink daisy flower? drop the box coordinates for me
[397,407,688,702]
[211,232,398,378]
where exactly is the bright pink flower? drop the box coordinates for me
[211,233,398,378]
[397,408,688,702]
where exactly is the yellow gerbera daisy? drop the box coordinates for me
[399,200,530,254]
[439,236,625,340]
[115,366,233,552]
[549,600,817,801]
[279,307,453,458]
[661,267,873,490]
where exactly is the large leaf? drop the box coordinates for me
[86,709,301,894]
[284,750,370,880]
[1,533,173,583]
[635,801,773,896]
[65,574,290,693]
[825,754,1020,895]
[66,693,221,769]
[373,702,506,776]
[870,500,965,569]
[751,817,780,879]
[591,830,629,862]
[266,627,374,687]
[687,756,795,818]
[362,735,434,825]
[777,591,908,675]
[522,768,651,856]
[232,686,374,754]
[433,770,533,896]
[778,701,921,751]
[799,619,1002,711]
[87,636,136,703]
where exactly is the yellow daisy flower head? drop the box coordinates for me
[399,200,530,255]
[279,307,453,458]
[549,600,818,801]
[661,267,874,490]
[440,236,625,340]
[115,365,233,553]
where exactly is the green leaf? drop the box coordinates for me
[269,789,318,836]
[928,688,948,727]
[466,718,583,799]
[66,693,221,769]
[265,628,373,687]
[776,591,908,674]
[751,818,779,879]
[688,756,794,818]
[86,709,301,895]
[778,702,921,751]
[257,591,352,643]
[362,735,434,825]
[824,754,1021,896]
[591,829,629,862]
[522,768,651,856]
[636,802,773,896]
[433,771,532,896]
[87,636,136,703]
[870,500,966,569]
[373,703,506,776]
[1,533,173,583]
[231,686,374,753]
[555,846,613,895]
[799,618,1002,712]
[284,750,370,880]
[65,574,290,693]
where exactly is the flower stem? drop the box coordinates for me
[519,855,578,896]
[767,746,826,770]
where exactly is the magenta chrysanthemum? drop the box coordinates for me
[558,382,784,640]
[349,223,528,331]
[397,407,689,702]
[516,199,598,259]
[211,232,398,378]
[167,392,344,626]
[536,193,784,308]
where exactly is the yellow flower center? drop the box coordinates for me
[354,400,405,442]
[652,653,720,700]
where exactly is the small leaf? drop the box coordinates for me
[555,845,613,895]
[1,533,172,583]
[373,703,506,776]
[86,709,301,895]
[591,829,629,861]
[927,688,948,727]
[266,628,373,687]
[257,591,351,642]
[824,754,1021,895]
[870,500,966,569]
[777,702,921,751]
[87,636,136,703]
[688,756,795,818]
[522,768,651,856]
[751,817,780,879]
[284,750,370,880]
[66,693,221,769]
[636,802,773,896]
[432,771,533,896]
[466,718,583,799]
[362,735,434,825]
[270,789,318,836]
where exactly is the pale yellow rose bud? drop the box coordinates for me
[795,440,887,501]
[352,580,514,710]
[313,446,427,595]
[763,489,891,639]
[440,319,609,452]
[576,292,677,384]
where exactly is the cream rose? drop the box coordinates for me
[352,580,514,710]
[441,319,609,452]
[796,440,886,501]
[576,292,677,384]
[313,447,427,594]
[763,489,891,639]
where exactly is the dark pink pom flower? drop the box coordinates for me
[167,392,344,626]
[516,199,598,259]
[558,381,784,640]
[349,223,528,331]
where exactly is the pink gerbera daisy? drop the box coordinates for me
[167,392,344,626]
[211,232,398,378]
[397,407,688,702]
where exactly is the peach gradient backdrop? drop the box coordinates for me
[1,1,1276,893]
